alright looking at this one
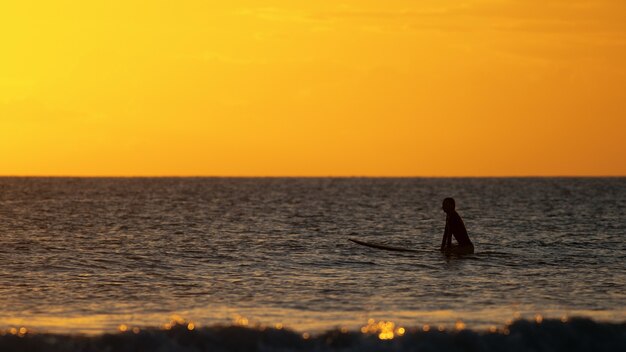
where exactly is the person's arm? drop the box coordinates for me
[440,216,450,251]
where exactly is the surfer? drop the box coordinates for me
[440,198,474,254]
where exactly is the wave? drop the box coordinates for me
[1,317,624,352]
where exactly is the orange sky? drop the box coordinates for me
[1,0,625,176]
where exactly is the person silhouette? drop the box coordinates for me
[440,198,474,254]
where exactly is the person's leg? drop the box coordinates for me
[446,244,474,255]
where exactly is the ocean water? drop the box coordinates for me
[0,177,625,341]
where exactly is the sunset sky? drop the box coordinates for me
[1,0,625,176]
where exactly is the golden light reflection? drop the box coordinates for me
[2,307,623,337]
[302,332,310,339]
[454,320,466,331]
[360,319,405,340]
[233,315,249,327]
[378,324,394,340]
[9,326,28,338]
[171,315,186,325]
[161,316,196,331]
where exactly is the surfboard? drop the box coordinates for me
[348,238,423,253]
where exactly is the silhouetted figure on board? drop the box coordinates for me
[440,198,474,255]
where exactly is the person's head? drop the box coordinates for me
[442,197,455,213]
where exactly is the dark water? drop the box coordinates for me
[0,178,624,335]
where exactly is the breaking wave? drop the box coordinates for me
[1,318,625,352]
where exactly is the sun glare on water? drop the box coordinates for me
[360,319,406,340]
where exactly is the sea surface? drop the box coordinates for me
[0,177,624,340]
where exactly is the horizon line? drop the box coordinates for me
[0,175,624,178]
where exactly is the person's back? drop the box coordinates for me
[440,198,474,254]
[447,210,471,246]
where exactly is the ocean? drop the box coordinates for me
[1,177,625,351]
